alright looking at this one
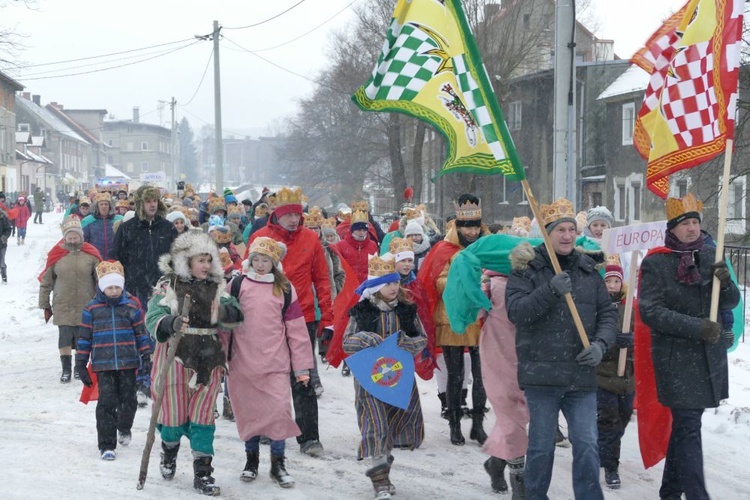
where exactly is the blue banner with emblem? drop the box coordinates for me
[346,333,415,410]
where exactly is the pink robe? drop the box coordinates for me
[480,272,529,460]
[225,277,314,442]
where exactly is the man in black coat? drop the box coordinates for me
[506,197,617,500]
[111,185,177,404]
[639,193,739,500]
[0,192,11,284]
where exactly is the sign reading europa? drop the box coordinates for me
[601,220,668,255]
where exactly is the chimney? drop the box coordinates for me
[32,95,41,106]
[22,92,31,100]
[133,106,140,123]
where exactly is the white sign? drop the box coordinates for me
[140,171,166,183]
[601,220,668,254]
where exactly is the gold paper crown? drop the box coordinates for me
[208,197,227,213]
[368,254,396,277]
[304,208,325,228]
[539,198,575,227]
[405,207,422,220]
[666,193,703,221]
[188,208,199,221]
[351,210,369,225]
[95,260,124,280]
[454,199,482,221]
[115,200,129,209]
[95,193,111,204]
[209,225,232,244]
[321,217,337,230]
[249,236,284,264]
[227,205,243,217]
[351,200,369,213]
[606,254,622,267]
[389,237,413,255]
[511,216,531,233]
[79,196,91,206]
[61,217,82,234]
[269,187,303,207]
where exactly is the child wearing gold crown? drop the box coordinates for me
[343,253,427,500]
[75,260,152,460]
[224,236,313,488]
[145,231,244,495]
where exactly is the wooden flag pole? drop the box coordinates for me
[521,180,590,348]
[617,250,640,376]
[710,139,734,321]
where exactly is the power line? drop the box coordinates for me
[181,48,214,107]
[18,41,202,81]
[223,0,309,30]
[20,38,196,69]
[240,0,358,53]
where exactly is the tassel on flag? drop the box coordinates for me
[631,0,743,199]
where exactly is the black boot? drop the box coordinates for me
[437,392,448,420]
[448,410,465,445]
[507,456,526,500]
[365,463,393,499]
[604,467,621,489]
[470,409,488,444]
[160,442,179,480]
[461,388,470,417]
[60,355,72,383]
[193,456,220,496]
[270,455,295,488]
[240,451,259,482]
[484,456,508,493]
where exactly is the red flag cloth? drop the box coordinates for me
[387,220,400,233]
[38,240,102,282]
[0,202,18,220]
[631,0,744,198]
[634,247,673,468]
[79,365,100,404]
[416,240,460,317]
[325,248,362,368]
[403,277,437,380]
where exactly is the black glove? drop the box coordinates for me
[616,332,634,348]
[724,329,735,349]
[700,319,722,344]
[76,360,92,387]
[549,272,572,297]
[140,354,152,376]
[711,261,731,288]
[575,343,603,367]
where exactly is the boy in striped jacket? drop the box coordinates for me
[76,260,151,461]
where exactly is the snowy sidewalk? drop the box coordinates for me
[1,212,749,499]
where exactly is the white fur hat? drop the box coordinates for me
[159,231,223,281]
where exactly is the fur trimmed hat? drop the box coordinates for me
[134,185,167,220]
[159,231,223,282]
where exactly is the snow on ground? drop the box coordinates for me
[2,212,750,499]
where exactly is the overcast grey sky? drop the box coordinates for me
[4,0,683,135]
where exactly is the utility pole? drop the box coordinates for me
[212,20,224,194]
[170,97,177,186]
[553,0,577,206]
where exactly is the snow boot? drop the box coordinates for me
[507,457,526,500]
[160,442,179,480]
[448,410,465,445]
[470,409,488,445]
[604,467,621,489]
[222,394,235,421]
[484,456,508,493]
[270,455,295,488]
[60,355,72,383]
[240,451,259,482]
[438,392,449,420]
[193,456,220,496]
[100,449,116,460]
[365,463,393,500]
[342,364,351,376]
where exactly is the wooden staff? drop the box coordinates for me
[710,139,733,321]
[137,294,191,490]
[617,250,640,376]
[521,180,589,348]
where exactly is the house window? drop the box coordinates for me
[622,103,635,145]
[126,162,134,173]
[626,174,643,223]
[726,176,747,234]
[613,179,626,221]
[18,123,30,132]
[632,182,641,221]
[141,161,149,172]
[141,142,149,151]
[676,179,688,198]
[126,142,133,151]
[508,101,522,131]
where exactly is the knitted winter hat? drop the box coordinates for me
[166,210,187,223]
[223,188,238,205]
[604,264,624,282]
[61,216,83,238]
[96,260,125,292]
[586,206,614,228]
[404,220,426,239]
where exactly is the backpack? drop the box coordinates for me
[226,274,292,362]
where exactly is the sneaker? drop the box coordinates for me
[136,389,148,408]
[299,439,324,457]
[313,382,324,398]
[118,431,132,446]
[101,449,116,461]
[604,468,621,489]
